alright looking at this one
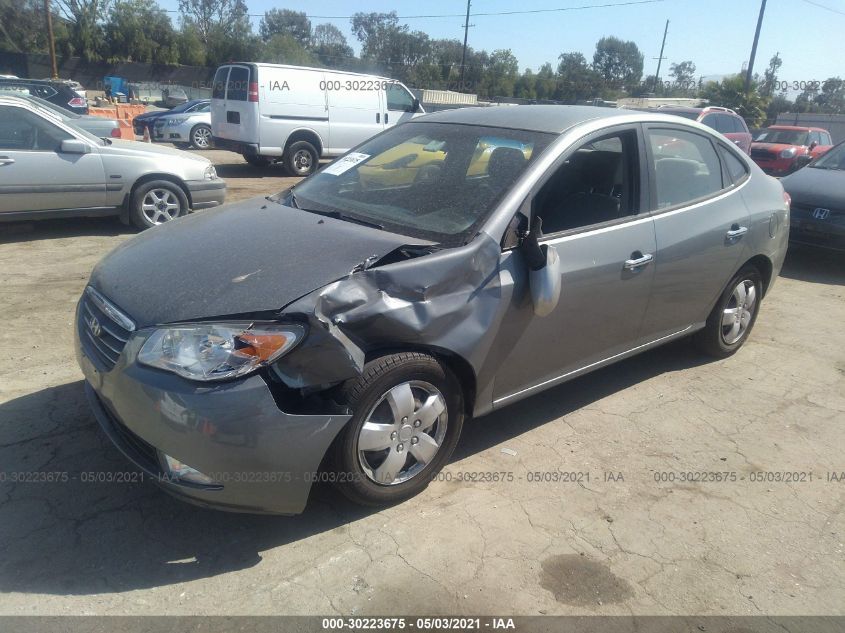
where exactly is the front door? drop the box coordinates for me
[492,125,657,405]
[0,104,105,215]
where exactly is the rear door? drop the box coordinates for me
[210,66,230,140]
[641,125,749,338]
[212,64,259,145]
[0,104,105,214]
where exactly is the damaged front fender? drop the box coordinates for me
[271,233,512,412]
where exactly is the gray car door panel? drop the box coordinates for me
[641,124,750,337]
[491,124,657,404]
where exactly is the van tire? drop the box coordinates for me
[243,154,272,168]
[284,141,318,176]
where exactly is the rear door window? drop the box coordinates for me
[719,146,749,184]
[212,67,228,99]
[226,66,249,101]
[647,128,724,209]
[386,83,416,112]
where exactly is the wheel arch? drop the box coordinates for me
[742,254,774,297]
[125,173,193,209]
[363,344,477,419]
[284,128,324,157]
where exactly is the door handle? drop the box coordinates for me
[726,224,748,239]
[376,113,380,123]
[0,156,14,166]
[624,252,653,270]
[385,113,389,124]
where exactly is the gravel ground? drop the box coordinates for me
[0,148,843,616]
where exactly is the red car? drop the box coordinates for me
[654,105,753,154]
[750,125,833,176]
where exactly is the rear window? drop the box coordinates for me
[226,66,250,101]
[720,146,749,183]
[212,67,228,99]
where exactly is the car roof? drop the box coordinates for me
[419,105,643,133]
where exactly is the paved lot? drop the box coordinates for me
[0,149,843,616]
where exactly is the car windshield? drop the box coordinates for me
[278,121,555,245]
[755,129,809,145]
[810,142,845,170]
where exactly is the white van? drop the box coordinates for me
[210,63,424,175]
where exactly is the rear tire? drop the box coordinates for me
[331,352,464,507]
[694,265,762,358]
[243,154,272,168]
[284,140,318,176]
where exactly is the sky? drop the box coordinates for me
[158,0,843,86]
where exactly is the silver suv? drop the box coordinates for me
[0,95,226,229]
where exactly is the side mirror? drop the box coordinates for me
[60,139,90,154]
[808,141,818,151]
[795,154,812,169]
[521,216,562,317]
[411,98,421,113]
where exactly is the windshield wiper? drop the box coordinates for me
[281,191,384,230]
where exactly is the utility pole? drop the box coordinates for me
[745,0,767,94]
[652,20,669,93]
[458,0,472,92]
[44,0,58,79]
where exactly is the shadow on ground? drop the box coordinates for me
[780,244,845,286]
[0,338,707,596]
[0,216,134,245]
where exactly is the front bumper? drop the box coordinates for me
[789,217,845,251]
[185,179,226,210]
[75,301,351,515]
[753,157,798,176]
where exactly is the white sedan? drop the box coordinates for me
[153,102,212,150]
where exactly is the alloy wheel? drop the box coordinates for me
[292,149,312,173]
[357,380,448,486]
[721,279,757,345]
[141,189,181,225]
[193,126,211,149]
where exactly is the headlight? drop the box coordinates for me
[203,164,217,180]
[779,147,798,159]
[138,322,304,381]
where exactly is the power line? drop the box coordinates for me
[166,0,666,20]
[800,0,845,16]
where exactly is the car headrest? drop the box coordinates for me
[487,146,526,182]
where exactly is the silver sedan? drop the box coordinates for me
[0,95,225,229]
[153,105,213,150]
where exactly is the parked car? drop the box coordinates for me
[0,77,87,114]
[653,105,753,154]
[781,139,845,251]
[163,87,190,108]
[750,125,833,176]
[153,102,212,149]
[0,92,121,139]
[76,105,789,515]
[133,99,210,137]
[0,95,226,229]
[210,63,424,175]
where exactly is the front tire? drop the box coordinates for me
[694,265,763,357]
[284,140,318,176]
[189,124,213,150]
[130,180,189,230]
[332,352,464,507]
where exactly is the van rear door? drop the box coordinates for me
[212,64,259,146]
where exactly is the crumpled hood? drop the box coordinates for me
[781,166,845,208]
[89,198,421,328]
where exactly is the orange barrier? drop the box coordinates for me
[88,104,148,140]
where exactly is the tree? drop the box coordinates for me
[514,68,536,100]
[312,23,354,68]
[556,52,601,103]
[701,75,769,126]
[0,0,70,55]
[669,60,696,90]
[814,77,845,114]
[762,52,782,97]
[534,62,557,101]
[592,36,643,92]
[260,9,310,46]
[260,33,316,66]
[765,93,793,126]
[479,49,519,98]
[178,0,254,67]
[104,0,179,64]
[54,0,113,60]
